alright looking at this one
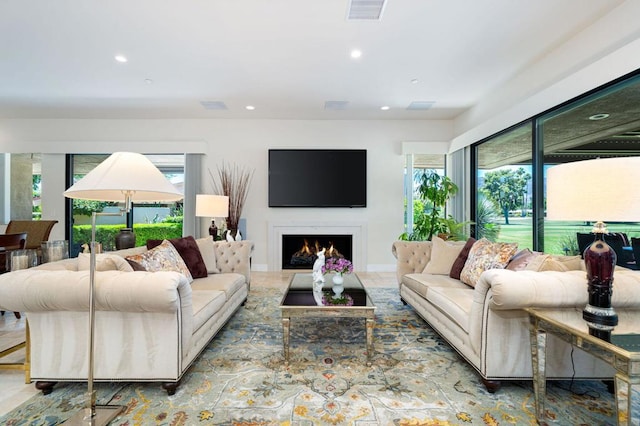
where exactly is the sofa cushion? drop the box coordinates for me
[195,237,220,274]
[147,236,208,279]
[422,236,466,275]
[449,237,476,279]
[126,240,194,283]
[191,290,227,334]
[460,238,518,287]
[78,253,134,272]
[402,273,469,299]
[190,273,245,300]
[425,286,474,334]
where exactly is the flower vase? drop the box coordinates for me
[332,273,344,299]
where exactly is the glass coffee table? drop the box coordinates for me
[527,307,640,425]
[279,272,376,366]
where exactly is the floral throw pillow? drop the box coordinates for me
[459,238,518,287]
[125,239,193,283]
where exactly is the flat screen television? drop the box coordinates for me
[269,149,367,207]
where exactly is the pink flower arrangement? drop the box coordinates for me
[321,292,354,306]
[322,257,353,275]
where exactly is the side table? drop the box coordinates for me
[527,308,640,425]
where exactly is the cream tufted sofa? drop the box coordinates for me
[0,239,253,395]
[392,240,640,392]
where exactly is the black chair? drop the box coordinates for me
[576,232,637,269]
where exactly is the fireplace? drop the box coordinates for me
[282,234,353,270]
[268,221,367,271]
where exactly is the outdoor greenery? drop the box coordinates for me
[481,167,531,225]
[400,170,467,241]
[72,223,183,250]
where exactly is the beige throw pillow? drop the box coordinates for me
[460,238,518,287]
[78,253,134,272]
[422,236,466,275]
[195,237,220,274]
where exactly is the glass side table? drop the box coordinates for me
[527,307,640,425]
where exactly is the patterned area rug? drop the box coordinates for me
[0,287,617,425]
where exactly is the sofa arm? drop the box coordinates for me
[214,240,254,284]
[391,241,433,284]
[475,268,640,310]
[0,269,191,313]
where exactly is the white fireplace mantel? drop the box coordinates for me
[268,221,367,271]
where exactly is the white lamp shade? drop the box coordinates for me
[546,156,640,222]
[64,152,183,202]
[195,194,229,218]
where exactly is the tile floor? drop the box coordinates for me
[0,271,396,417]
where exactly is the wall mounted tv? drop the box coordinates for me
[269,149,367,208]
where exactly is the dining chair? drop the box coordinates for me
[5,220,58,251]
[0,232,28,319]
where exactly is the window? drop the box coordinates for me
[67,154,184,255]
[403,154,445,239]
[473,123,533,249]
[471,70,640,255]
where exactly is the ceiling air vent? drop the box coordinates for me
[200,101,228,110]
[324,101,349,110]
[406,101,435,111]
[347,0,387,20]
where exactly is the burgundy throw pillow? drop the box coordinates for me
[147,236,208,279]
[449,237,476,279]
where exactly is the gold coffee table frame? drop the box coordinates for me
[279,273,376,366]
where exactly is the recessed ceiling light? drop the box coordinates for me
[114,55,128,63]
[589,113,610,120]
[350,49,362,59]
[144,78,153,84]
[411,79,419,84]
[380,105,390,111]
[245,105,255,111]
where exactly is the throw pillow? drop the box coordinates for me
[77,253,134,272]
[126,240,194,283]
[147,236,208,279]
[525,254,583,272]
[449,237,476,279]
[422,236,467,275]
[460,238,518,287]
[505,248,542,271]
[195,237,220,274]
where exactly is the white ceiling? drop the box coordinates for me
[0,0,625,120]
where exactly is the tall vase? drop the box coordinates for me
[332,273,344,299]
[115,228,136,250]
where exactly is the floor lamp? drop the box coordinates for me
[63,152,183,425]
[546,156,640,341]
[195,194,229,240]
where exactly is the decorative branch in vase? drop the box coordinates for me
[209,162,254,241]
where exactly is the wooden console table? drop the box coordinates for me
[527,308,640,425]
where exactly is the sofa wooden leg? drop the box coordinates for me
[400,298,407,305]
[162,381,179,395]
[481,378,501,393]
[35,381,57,395]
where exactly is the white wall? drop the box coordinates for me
[0,118,452,271]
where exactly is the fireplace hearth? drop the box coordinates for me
[282,234,353,270]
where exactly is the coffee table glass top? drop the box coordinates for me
[280,272,373,308]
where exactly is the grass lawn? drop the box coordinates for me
[493,217,640,255]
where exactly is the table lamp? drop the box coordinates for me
[195,194,229,240]
[63,152,183,425]
[546,156,640,341]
